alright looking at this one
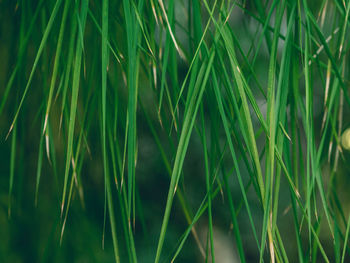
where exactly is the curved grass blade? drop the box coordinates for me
[7,0,63,138]
[0,0,44,117]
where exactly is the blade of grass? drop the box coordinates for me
[7,0,63,138]
[35,116,45,206]
[61,0,88,216]
[8,122,17,218]
[341,213,350,263]
[154,47,215,263]
[101,0,121,262]
[42,0,70,134]
[200,106,215,263]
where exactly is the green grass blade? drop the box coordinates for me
[61,0,89,215]
[7,0,63,138]
[341,213,350,263]
[8,122,17,218]
[154,48,215,263]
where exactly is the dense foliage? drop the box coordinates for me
[1,0,350,262]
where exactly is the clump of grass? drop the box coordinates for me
[1,0,350,262]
